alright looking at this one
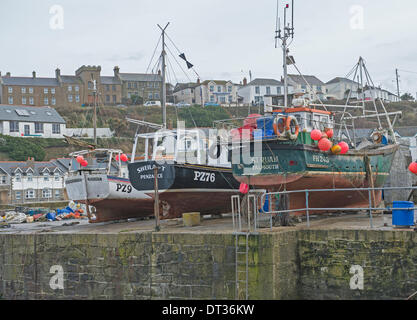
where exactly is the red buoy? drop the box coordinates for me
[239,183,249,194]
[409,162,417,175]
[115,155,120,161]
[80,160,88,167]
[310,129,322,141]
[338,141,349,154]
[120,154,128,162]
[325,128,334,139]
[318,138,332,151]
[76,155,84,164]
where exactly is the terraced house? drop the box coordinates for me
[0,158,68,205]
[0,66,123,107]
[113,66,162,104]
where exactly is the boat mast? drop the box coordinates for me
[93,78,97,146]
[275,0,294,109]
[158,23,170,130]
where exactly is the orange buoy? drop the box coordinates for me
[121,154,128,162]
[331,144,342,154]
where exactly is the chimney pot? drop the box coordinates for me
[6,72,11,77]
[32,71,36,79]
[197,78,201,84]
[114,66,120,77]
[243,77,247,86]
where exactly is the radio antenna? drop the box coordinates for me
[275,0,279,48]
[275,1,295,108]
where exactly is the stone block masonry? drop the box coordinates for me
[1,229,417,300]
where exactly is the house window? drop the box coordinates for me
[148,93,153,99]
[147,83,152,88]
[255,86,260,94]
[52,124,60,134]
[44,97,49,105]
[75,86,79,92]
[10,121,19,133]
[8,96,13,104]
[217,86,222,92]
[68,95,73,102]
[42,188,52,198]
[43,172,49,181]
[15,191,21,200]
[88,81,93,89]
[112,85,116,91]
[228,95,233,102]
[220,96,226,103]
[210,95,215,102]
[154,93,160,99]
[317,86,322,92]
[55,189,60,198]
[29,97,34,105]
[209,86,214,92]
[106,85,110,91]
[128,83,132,89]
[75,95,80,103]
[266,87,271,95]
[0,176,6,184]
[25,189,35,199]
[44,88,48,94]
[22,97,27,104]
[277,87,281,94]
[54,172,60,181]
[8,87,13,93]
[134,83,138,89]
[106,95,110,102]
[21,87,26,94]
[51,88,55,94]
[35,122,44,133]
[51,98,56,105]
[68,86,72,92]
[112,95,116,103]
[29,88,33,94]
[228,86,232,93]
[15,173,21,182]
[27,172,33,182]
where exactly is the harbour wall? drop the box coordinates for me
[1,230,416,300]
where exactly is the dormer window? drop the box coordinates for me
[27,172,33,182]
[15,173,21,182]
[43,172,49,181]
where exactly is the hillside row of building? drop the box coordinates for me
[0,66,400,109]
[173,75,401,106]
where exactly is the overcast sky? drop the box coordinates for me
[1,0,417,96]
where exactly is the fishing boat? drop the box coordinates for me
[127,23,240,219]
[127,128,240,219]
[227,1,400,214]
[65,149,154,222]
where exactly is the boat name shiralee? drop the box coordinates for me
[136,164,166,174]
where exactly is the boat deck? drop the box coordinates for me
[0,212,413,234]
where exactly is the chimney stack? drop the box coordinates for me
[197,78,201,84]
[157,69,161,76]
[55,68,61,79]
[114,66,120,77]
[6,72,11,77]
[32,71,36,79]
[243,77,247,86]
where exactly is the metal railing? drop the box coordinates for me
[257,186,417,229]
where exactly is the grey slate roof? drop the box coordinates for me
[0,105,66,124]
[118,73,162,82]
[100,76,122,85]
[60,75,83,84]
[1,77,59,87]
[288,74,324,86]
[173,82,199,93]
[247,78,283,86]
[326,77,360,86]
[0,161,63,176]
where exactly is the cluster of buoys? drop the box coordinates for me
[116,154,129,162]
[310,129,349,154]
[76,155,88,167]
[409,162,417,174]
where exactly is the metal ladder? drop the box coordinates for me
[231,194,258,300]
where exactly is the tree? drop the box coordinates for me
[401,93,414,101]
